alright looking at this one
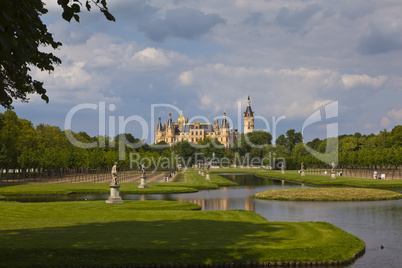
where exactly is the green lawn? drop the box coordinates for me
[0,200,365,267]
[255,187,402,201]
[212,168,402,189]
[0,170,236,197]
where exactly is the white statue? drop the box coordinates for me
[141,163,146,176]
[331,162,336,173]
[111,162,118,185]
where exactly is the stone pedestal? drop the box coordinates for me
[138,174,149,188]
[201,171,204,176]
[106,184,124,203]
[301,171,305,176]
[205,172,210,180]
[281,170,285,174]
[331,172,336,179]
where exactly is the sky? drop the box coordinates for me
[6,0,402,144]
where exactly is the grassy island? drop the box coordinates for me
[0,200,365,267]
[254,187,402,201]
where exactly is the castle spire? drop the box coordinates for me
[168,111,172,128]
[158,116,163,131]
[243,94,254,134]
[222,110,227,127]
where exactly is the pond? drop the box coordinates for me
[4,173,402,267]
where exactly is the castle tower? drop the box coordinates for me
[243,94,254,134]
[155,116,164,143]
[167,111,175,144]
[221,111,230,147]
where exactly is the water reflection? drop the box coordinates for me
[3,174,303,211]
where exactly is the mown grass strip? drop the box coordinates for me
[0,201,364,267]
[255,170,402,189]
[254,187,402,201]
[212,168,402,189]
[0,170,236,197]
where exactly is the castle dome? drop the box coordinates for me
[177,110,186,124]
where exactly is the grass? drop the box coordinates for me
[255,187,402,201]
[0,200,365,267]
[0,170,236,197]
[212,168,402,189]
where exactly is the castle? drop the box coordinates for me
[155,95,255,147]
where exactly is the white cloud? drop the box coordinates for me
[180,64,348,118]
[387,108,402,121]
[341,74,387,89]
[178,71,193,86]
[313,100,335,110]
[132,47,171,67]
[381,117,391,127]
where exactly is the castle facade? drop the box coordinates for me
[155,95,255,147]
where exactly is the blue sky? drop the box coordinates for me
[6,0,402,143]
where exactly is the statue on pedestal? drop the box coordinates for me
[301,162,305,176]
[106,162,124,203]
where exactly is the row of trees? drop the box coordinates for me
[0,110,175,181]
[1,110,401,181]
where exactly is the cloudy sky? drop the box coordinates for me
[7,0,402,143]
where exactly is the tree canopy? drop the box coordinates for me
[0,0,114,109]
[275,129,303,151]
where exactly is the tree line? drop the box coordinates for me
[1,110,401,181]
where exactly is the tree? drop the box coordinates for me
[0,0,114,109]
[0,110,21,175]
[275,129,303,152]
[275,134,287,148]
[246,130,272,147]
[173,141,196,167]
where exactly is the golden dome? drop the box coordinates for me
[177,110,186,124]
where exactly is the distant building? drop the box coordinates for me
[155,95,255,147]
[243,94,255,134]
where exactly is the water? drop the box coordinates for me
[4,173,402,267]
